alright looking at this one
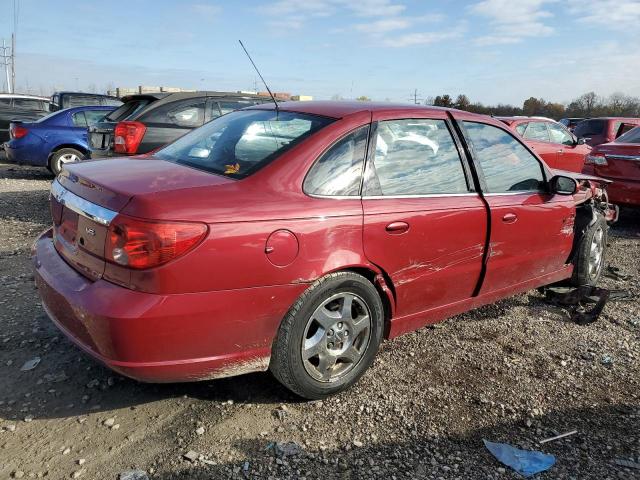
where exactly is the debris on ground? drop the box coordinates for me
[267,441,303,458]
[483,439,555,478]
[183,450,199,463]
[118,471,149,480]
[539,430,578,444]
[543,286,610,325]
[604,266,632,281]
[20,356,40,371]
[613,459,640,470]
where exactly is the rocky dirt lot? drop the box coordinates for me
[0,160,638,480]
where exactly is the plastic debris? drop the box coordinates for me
[542,286,609,325]
[20,357,41,371]
[118,471,149,480]
[483,439,555,477]
[266,441,303,457]
[613,459,640,470]
[539,430,577,444]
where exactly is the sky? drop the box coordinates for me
[2,0,640,106]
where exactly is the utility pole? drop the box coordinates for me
[1,39,11,93]
[408,88,423,105]
[11,33,15,93]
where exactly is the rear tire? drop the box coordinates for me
[571,213,607,286]
[270,272,384,399]
[49,148,85,176]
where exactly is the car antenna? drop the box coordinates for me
[238,40,279,114]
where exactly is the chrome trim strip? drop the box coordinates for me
[605,154,640,161]
[483,191,544,196]
[50,179,118,226]
[362,193,478,199]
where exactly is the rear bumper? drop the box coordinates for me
[4,140,48,167]
[33,229,306,382]
[607,179,640,207]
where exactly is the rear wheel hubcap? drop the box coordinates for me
[301,292,371,382]
[588,226,604,280]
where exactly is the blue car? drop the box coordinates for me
[4,105,116,175]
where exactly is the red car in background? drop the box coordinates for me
[498,117,590,172]
[34,102,614,399]
[584,126,640,206]
[574,117,640,147]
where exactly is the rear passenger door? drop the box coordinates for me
[458,119,575,294]
[361,111,487,324]
[138,98,206,152]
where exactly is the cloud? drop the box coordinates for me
[345,0,406,17]
[354,18,412,34]
[383,24,466,48]
[469,0,556,45]
[567,0,640,31]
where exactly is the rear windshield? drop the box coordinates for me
[105,99,152,122]
[615,126,640,144]
[154,109,334,179]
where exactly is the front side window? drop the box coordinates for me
[154,110,334,178]
[547,122,574,145]
[463,122,545,193]
[365,119,469,196]
[304,125,369,196]
[522,121,550,142]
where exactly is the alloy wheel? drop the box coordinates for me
[301,292,372,382]
[588,225,604,280]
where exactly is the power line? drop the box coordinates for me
[408,88,423,105]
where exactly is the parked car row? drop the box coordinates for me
[2,91,271,173]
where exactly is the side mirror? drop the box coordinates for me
[576,137,586,145]
[550,175,578,195]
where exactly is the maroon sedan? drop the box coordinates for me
[584,126,640,206]
[34,102,614,399]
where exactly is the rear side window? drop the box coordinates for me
[365,119,469,196]
[463,122,545,193]
[155,110,334,178]
[547,122,574,145]
[574,119,605,137]
[13,98,47,110]
[143,99,205,127]
[515,123,527,135]
[304,125,369,196]
[522,121,550,142]
[616,126,640,144]
[0,98,11,106]
[84,110,108,125]
[105,99,152,122]
[72,111,88,127]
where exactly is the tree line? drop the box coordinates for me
[426,92,640,120]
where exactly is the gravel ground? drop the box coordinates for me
[0,160,639,480]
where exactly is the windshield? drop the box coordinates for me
[615,126,640,144]
[154,109,334,179]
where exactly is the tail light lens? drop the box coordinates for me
[10,125,29,139]
[113,121,146,154]
[585,153,608,166]
[105,214,208,269]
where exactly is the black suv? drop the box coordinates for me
[89,91,270,157]
[50,92,122,111]
[0,94,50,143]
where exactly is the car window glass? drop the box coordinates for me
[105,99,151,121]
[304,125,369,196]
[547,123,574,145]
[218,101,260,116]
[515,123,527,135]
[72,111,88,127]
[13,98,46,110]
[615,126,640,144]
[0,98,11,106]
[366,119,468,196]
[155,110,333,178]
[143,99,205,127]
[463,121,545,193]
[84,110,108,125]
[522,121,550,142]
[574,119,605,137]
[101,98,122,107]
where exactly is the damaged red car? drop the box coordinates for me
[34,102,616,399]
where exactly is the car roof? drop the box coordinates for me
[121,91,269,103]
[586,117,640,121]
[53,91,119,98]
[497,116,556,124]
[249,100,487,120]
[0,93,49,100]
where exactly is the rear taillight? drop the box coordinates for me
[10,125,29,139]
[585,153,608,166]
[113,121,146,154]
[105,214,207,269]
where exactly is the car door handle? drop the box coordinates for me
[385,221,410,234]
[502,213,517,224]
[557,150,564,154]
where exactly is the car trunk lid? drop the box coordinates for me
[51,157,232,280]
[594,143,640,180]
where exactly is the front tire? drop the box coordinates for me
[49,148,85,176]
[571,213,607,286]
[270,272,384,399]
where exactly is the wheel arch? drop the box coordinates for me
[47,144,89,162]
